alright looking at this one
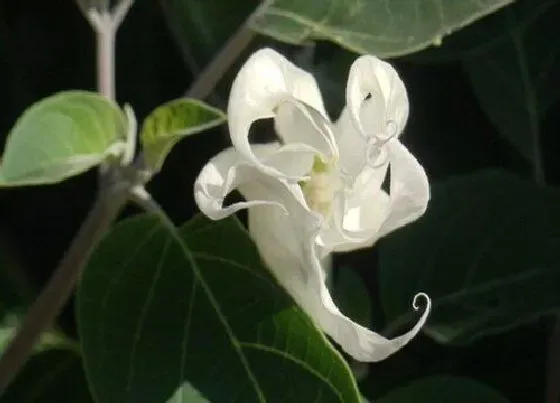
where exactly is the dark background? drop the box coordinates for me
[0,0,558,402]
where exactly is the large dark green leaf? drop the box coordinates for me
[462,0,560,165]
[379,170,560,344]
[78,213,361,403]
[252,0,513,57]
[377,376,510,403]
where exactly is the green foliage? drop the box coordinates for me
[77,214,361,403]
[0,317,87,403]
[463,0,560,165]
[0,91,127,186]
[2,0,559,401]
[380,170,560,344]
[0,316,70,353]
[2,348,92,403]
[252,0,513,57]
[376,376,511,403]
[140,98,226,172]
[160,0,257,71]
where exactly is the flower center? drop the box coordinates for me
[300,156,342,218]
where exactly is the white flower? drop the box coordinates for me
[194,48,431,362]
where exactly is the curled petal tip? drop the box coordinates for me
[412,292,431,311]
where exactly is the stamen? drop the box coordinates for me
[300,155,342,219]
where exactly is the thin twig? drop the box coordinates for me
[0,187,128,392]
[185,0,273,100]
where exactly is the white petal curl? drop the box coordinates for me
[326,139,429,253]
[248,198,430,362]
[228,48,336,182]
[376,139,429,239]
[194,143,314,221]
[346,55,409,141]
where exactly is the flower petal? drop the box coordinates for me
[332,107,368,179]
[376,139,430,239]
[228,48,336,181]
[322,139,428,254]
[249,198,430,361]
[328,166,390,254]
[314,281,431,362]
[194,143,314,220]
[346,55,409,141]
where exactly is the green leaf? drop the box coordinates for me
[377,376,510,403]
[2,348,93,403]
[379,170,560,344]
[167,382,210,403]
[78,213,361,403]
[159,0,257,76]
[462,0,560,164]
[252,0,513,58]
[0,315,71,353]
[0,318,88,403]
[140,98,226,172]
[0,91,127,186]
[333,268,371,329]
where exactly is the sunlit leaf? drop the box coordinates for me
[78,213,361,403]
[252,0,513,57]
[380,170,560,344]
[0,91,126,187]
[140,98,226,172]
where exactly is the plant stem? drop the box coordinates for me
[0,188,128,393]
[96,15,116,100]
[0,0,135,393]
[185,0,272,100]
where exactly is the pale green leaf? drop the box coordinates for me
[0,315,77,354]
[0,91,127,186]
[252,0,513,57]
[140,98,226,172]
[0,91,126,186]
